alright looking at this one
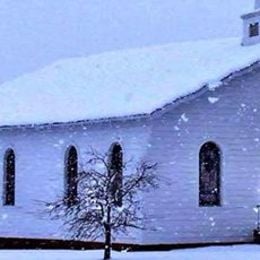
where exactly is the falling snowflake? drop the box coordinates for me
[181,113,189,122]
[208,97,219,104]
[59,139,65,145]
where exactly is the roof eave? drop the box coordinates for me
[241,10,260,19]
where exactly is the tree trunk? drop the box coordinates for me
[104,207,111,260]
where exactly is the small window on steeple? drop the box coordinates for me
[249,23,259,37]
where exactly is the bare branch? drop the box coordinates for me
[46,148,159,252]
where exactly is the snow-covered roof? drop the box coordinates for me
[1,37,260,127]
[241,9,260,19]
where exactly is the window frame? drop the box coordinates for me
[249,22,259,37]
[64,145,78,207]
[3,149,15,206]
[199,141,221,207]
[109,143,123,207]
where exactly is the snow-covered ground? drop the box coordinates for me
[0,245,259,260]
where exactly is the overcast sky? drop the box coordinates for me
[0,0,254,84]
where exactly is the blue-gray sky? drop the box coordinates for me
[0,0,254,84]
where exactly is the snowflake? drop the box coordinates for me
[181,113,189,122]
[208,97,219,104]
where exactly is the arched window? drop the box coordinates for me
[199,142,221,207]
[3,149,15,206]
[109,143,123,207]
[65,146,78,206]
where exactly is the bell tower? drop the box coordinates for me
[241,1,260,45]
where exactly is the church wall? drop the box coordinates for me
[0,118,151,243]
[141,64,260,244]
[1,66,260,245]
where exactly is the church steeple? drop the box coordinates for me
[241,1,260,46]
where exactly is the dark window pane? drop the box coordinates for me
[249,23,259,37]
[110,144,123,207]
[199,142,221,207]
[3,149,15,206]
[65,146,78,206]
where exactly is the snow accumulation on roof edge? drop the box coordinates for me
[1,37,260,127]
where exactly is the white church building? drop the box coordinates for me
[1,2,260,246]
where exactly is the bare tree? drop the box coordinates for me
[47,149,158,260]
